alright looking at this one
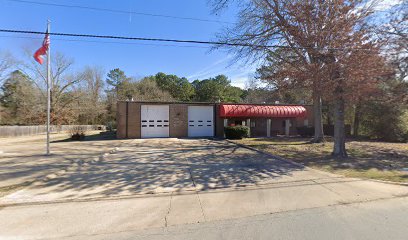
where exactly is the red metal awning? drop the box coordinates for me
[219,104,307,118]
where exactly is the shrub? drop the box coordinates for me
[224,126,250,139]
[106,121,117,132]
[68,126,87,141]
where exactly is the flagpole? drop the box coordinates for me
[46,20,51,156]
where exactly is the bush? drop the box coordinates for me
[106,121,117,132]
[68,126,87,141]
[224,126,250,139]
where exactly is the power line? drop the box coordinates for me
[0,34,211,49]
[0,28,381,53]
[3,0,233,24]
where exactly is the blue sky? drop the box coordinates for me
[0,0,255,88]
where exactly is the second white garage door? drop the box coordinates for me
[188,106,214,137]
[141,105,169,138]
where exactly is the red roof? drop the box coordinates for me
[219,104,307,118]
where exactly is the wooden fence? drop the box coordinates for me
[0,125,105,138]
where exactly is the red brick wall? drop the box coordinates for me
[169,104,188,138]
[116,102,127,139]
[128,102,141,138]
[215,104,225,138]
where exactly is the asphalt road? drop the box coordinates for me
[62,196,408,240]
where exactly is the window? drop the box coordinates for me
[250,121,256,127]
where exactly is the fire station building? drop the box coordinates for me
[116,101,313,139]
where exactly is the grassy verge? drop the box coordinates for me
[232,137,408,183]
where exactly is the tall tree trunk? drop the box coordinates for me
[332,91,348,158]
[312,88,324,143]
[353,103,361,137]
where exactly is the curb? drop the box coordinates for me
[360,178,408,187]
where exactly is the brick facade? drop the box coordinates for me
[169,104,188,138]
[117,101,313,139]
[128,102,141,138]
[116,102,127,139]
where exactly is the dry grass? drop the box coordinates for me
[233,137,408,183]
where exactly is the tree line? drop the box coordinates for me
[0,53,247,127]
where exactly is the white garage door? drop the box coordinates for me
[188,106,214,137]
[141,105,169,138]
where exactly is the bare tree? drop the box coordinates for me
[210,0,354,142]
[0,51,15,123]
[350,1,408,137]
[209,0,387,157]
[244,75,310,104]
[75,66,106,124]
[0,51,15,84]
[381,1,407,82]
[20,51,84,124]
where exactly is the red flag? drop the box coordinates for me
[33,29,50,64]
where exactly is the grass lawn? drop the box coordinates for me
[233,137,408,183]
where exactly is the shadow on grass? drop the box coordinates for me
[244,138,408,177]
[251,137,314,146]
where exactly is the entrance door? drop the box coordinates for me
[141,105,169,138]
[188,106,214,137]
